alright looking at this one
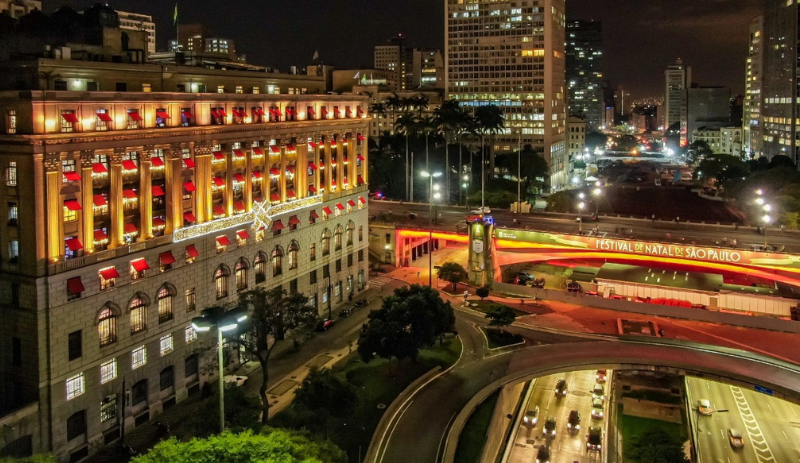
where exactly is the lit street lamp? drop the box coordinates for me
[577,201,586,233]
[191,306,248,433]
[421,171,442,225]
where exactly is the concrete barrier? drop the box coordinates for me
[479,381,526,463]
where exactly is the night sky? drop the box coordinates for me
[45,0,764,100]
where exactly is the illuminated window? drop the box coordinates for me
[66,373,85,400]
[272,246,284,276]
[159,334,173,356]
[346,221,355,246]
[255,252,267,284]
[310,243,316,262]
[6,110,16,134]
[215,265,230,299]
[100,358,117,384]
[322,229,331,256]
[334,226,343,250]
[130,297,147,334]
[131,345,147,369]
[98,307,117,347]
[100,394,117,423]
[288,241,299,269]
[185,325,197,344]
[157,286,174,323]
[5,161,17,186]
[185,288,196,312]
[235,258,248,291]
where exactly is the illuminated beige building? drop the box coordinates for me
[0,60,370,461]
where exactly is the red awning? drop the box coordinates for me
[342,138,348,145]
[65,237,83,251]
[309,142,318,148]
[122,160,137,170]
[285,109,291,117]
[156,111,170,119]
[184,181,196,192]
[232,109,242,118]
[357,155,365,161]
[358,196,366,204]
[329,138,337,145]
[92,163,107,174]
[272,220,285,231]
[96,112,113,122]
[213,205,225,216]
[239,109,249,118]
[286,189,296,198]
[331,180,337,186]
[152,217,165,227]
[253,196,263,203]
[288,215,301,225]
[343,178,349,185]
[286,165,295,174]
[237,230,250,240]
[186,244,199,258]
[270,146,280,154]
[322,107,329,115]
[286,144,296,152]
[308,108,316,116]
[216,235,230,246]
[335,203,345,210]
[358,134,365,141]
[310,210,320,219]
[93,195,107,207]
[213,177,225,187]
[269,108,278,116]
[348,199,356,207]
[357,107,364,116]
[99,267,119,280]
[131,258,149,272]
[252,147,264,156]
[357,174,365,183]
[213,152,225,160]
[123,189,137,199]
[253,170,262,179]
[234,149,245,158]
[309,185,318,193]
[183,158,195,168]
[150,157,164,167]
[346,106,351,115]
[67,277,85,294]
[217,109,227,118]
[124,223,138,234]
[184,212,196,222]
[322,206,333,215]
[128,111,142,121]
[182,110,195,119]
[94,229,108,241]
[210,109,220,118]
[159,251,176,265]
[64,171,81,182]
[270,193,280,202]
[64,199,82,211]
[269,168,280,176]
[233,173,245,183]
[254,108,265,116]
[152,185,165,196]
[61,113,79,123]
[233,201,245,212]
[308,162,318,170]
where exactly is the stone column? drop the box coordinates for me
[224,145,233,216]
[279,143,287,203]
[244,147,253,211]
[138,150,153,239]
[193,142,213,222]
[44,155,63,261]
[324,135,333,192]
[166,146,183,234]
[296,141,308,199]
[109,149,124,248]
[361,132,369,185]
[79,150,95,253]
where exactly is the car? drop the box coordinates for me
[339,309,351,318]
[544,417,557,437]
[728,428,745,449]
[316,318,336,331]
[554,379,568,397]
[586,426,603,451]
[535,444,550,463]
[223,375,248,387]
[514,272,533,285]
[596,369,607,383]
[470,207,491,214]
[591,398,605,419]
[592,383,605,400]
[697,399,714,416]
[523,406,540,427]
[567,410,581,431]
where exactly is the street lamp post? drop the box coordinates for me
[326,276,332,320]
[421,171,442,225]
[756,190,772,248]
[463,174,470,209]
[592,187,602,215]
[578,201,586,233]
[191,307,248,433]
[517,133,522,214]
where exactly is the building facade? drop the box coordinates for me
[0,63,370,461]
[445,0,567,188]
[664,59,691,141]
[686,87,731,138]
[566,20,603,130]
[720,126,743,156]
[566,115,586,182]
[116,10,156,55]
[0,0,39,18]
[412,49,444,89]
[374,35,412,92]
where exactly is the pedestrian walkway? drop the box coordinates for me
[369,275,394,288]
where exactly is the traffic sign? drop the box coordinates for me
[754,385,774,396]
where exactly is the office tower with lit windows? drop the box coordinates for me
[744,16,764,158]
[664,59,691,141]
[566,20,603,130]
[375,34,413,92]
[117,11,156,55]
[445,0,567,188]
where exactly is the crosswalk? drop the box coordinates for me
[369,276,394,288]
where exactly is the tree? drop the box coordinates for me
[696,154,750,185]
[585,131,608,150]
[435,99,464,202]
[494,144,549,194]
[485,304,517,328]
[545,190,573,213]
[292,368,358,436]
[395,112,419,201]
[232,287,318,423]
[476,285,490,301]
[437,261,468,291]
[0,456,56,463]
[474,105,506,178]
[769,154,797,170]
[185,383,262,437]
[625,428,689,463]
[685,140,713,166]
[131,429,347,463]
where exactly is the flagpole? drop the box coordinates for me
[174,1,179,52]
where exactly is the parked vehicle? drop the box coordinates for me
[316,318,336,331]
[596,369,607,383]
[592,383,605,400]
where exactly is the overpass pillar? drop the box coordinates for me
[468,217,494,287]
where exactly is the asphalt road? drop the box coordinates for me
[369,201,800,253]
[507,371,608,463]
[687,376,800,463]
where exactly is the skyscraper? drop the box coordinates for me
[445,0,567,188]
[374,34,412,91]
[744,16,764,158]
[664,59,691,140]
[566,20,603,130]
[116,10,156,55]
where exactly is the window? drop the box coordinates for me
[235,258,249,291]
[157,287,174,323]
[217,85,225,93]
[127,109,140,129]
[185,288,196,312]
[272,246,284,276]
[290,278,298,294]
[100,395,117,423]
[181,108,193,127]
[100,358,117,384]
[142,83,152,92]
[160,366,174,391]
[99,266,117,290]
[66,373,85,400]
[322,229,331,256]
[255,252,267,284]
[160,334,173,356]
[6,110,16,134]
[323,264,330,279]
[95,109,110,131]
[336,259,342,273]
[310,270,317,285]
[288,241,299,269]
[334,227,343,250]
[155,107,168,128]
[66,411,87,441]
[185,354,198,378]
[348,253,353,267]
[253,87,260,94]
[6,161,17,186]
[358,249,364,262]
[347,222,355,245]
[130,297,147,334]
[185,325,197,344]
[116,82,127,92]
[359,226,363,242]
[131,379,147,405]
[215,265,230,299]
[60,110,76,132]
[131,345,147,369]
[310,243,316,261]
[9,240,18,263]
[68,330,82,361]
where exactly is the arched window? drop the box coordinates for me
[288,241,300,269]
[129,295,147,334]
[334,225,343,251]
[157,285,175,323]
[272,246,284,276]
[235,258,249,291]
[321,228,332,256]
[346,221,355,246]
[215,265,230,299]
[97,304,118,347]
[254,252,267,284]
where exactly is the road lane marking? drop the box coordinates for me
[729,385,776,463]
[665,320,797,363]
[379,400,413,463]
[436,412,458,463]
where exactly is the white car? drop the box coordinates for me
[523,406,540,427]
[223,375,248,387]
[697,399,713,416]
[470,207,491,214]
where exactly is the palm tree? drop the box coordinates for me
[435,99,464,204]
[417,115,437,172]
[412,94,430,114]
[385,93,402,123]
[369,102,388,119]
[395,113,419,201]
[474,105,506,184]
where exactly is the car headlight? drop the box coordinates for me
[576,425,580,430]
[567,423,572,428]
